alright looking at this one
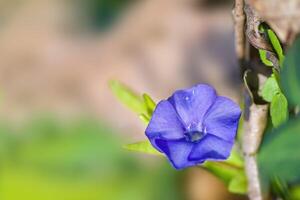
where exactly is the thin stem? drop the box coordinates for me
[233,0,246,61]
[235,1,269,199]
[243,103,268,200]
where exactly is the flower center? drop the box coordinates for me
[184,124,206,142]
[185,130,204,142]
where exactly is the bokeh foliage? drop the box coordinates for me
[0,115,183,200]
[258,36,300,199]
[76,0,136,30]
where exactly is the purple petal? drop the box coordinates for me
[203,96,241,142]
[154,139,199,169]
[145,100,185,143]
[188,134,233,161]
[168,84,217,127]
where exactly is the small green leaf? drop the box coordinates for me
[258,115,300,184]
[124,140,162,156]
[109,80,146,114]
[270,93,288,128]
[261,74,281,102]
[267,29,285,66]
[258,26,285,67]
[281,37,300,107]
[143,93,156,116]
[259,49,274,67]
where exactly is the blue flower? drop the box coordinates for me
[145,84,241,169]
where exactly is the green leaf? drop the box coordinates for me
[109,80,146,114]
[267,29,285,66]
[259,49,274,67]
[258,115,300,184]
[258,26,284,67]
[261,74,281,102]
[281,37,300,107]
[270,93,288,128]
[124,140,162,156]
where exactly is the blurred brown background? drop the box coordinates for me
[0,0,246,199]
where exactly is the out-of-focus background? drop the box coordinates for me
[0,0,246,199]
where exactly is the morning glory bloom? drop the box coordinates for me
[145,84,241,169]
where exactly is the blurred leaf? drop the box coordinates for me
[142,93,156,116]
[290,185,300,200]
[270,93,288,128]
[281,37,300,107]
[258,115,300,184]
[124,140,162,156]
[261,74,281,102]
[270,176,291,200]
[109,80,147,114]
[79,0,135,30]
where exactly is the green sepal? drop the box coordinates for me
[143,93,156,116]
[139,114,150,124]
[123,140,162,156]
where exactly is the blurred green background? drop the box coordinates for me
[0,115,183,200]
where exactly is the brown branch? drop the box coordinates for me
[243,103,268,200]
[244,3,280,71]
[244,3,272,52]
[241,3,271,200]
[233,0,246,61]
